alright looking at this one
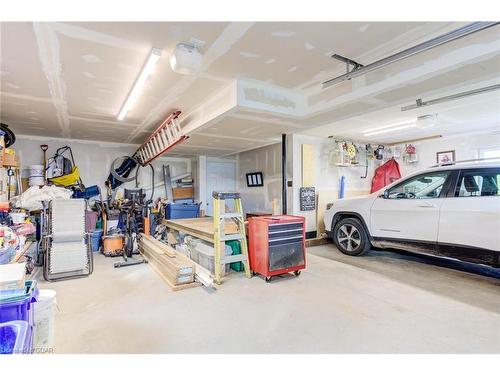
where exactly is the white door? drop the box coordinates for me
[370,170,452,242]
[439,168,500,251]
[205,160,236,216]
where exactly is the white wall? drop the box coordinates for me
[289,131,500,232]
[14,135,192,201]
[397,131,500,176]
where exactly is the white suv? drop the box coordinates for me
[324,162,500,267]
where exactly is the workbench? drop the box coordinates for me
[163,217,239,244]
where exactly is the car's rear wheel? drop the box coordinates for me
[333,217,371,256]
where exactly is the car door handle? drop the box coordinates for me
[417,203,436,208]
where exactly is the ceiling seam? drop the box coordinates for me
[32,22,71,138]
[0,92,59,104]
[50,22,145,51]
[193,132,274,142]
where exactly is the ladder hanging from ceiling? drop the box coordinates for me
[133,110,188,166]
[212,192,252,285]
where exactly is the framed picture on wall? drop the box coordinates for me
[436,150,455,164]
[246,172,264,187]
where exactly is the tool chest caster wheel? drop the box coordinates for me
[265,276,272,283]
[294,270,301,276]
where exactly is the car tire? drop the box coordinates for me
[333,217,371,256]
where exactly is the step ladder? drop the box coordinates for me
[133,110,188,167]
[212,192,251,284]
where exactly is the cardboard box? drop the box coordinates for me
[2,149,19,167]
[172,187,194,200]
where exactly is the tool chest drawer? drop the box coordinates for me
[268,222,304,241]
[248,215,306,278]
[268,240,305,271]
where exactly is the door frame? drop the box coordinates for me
[205,158,237,216]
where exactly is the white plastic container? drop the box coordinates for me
[29,165,45,177]
[33,289,57,351]
[194,242,232,275]
[9,211,27,224]
[29,176,45,186]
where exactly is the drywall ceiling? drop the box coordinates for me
[301,79,500,144]
[1,21,499,155]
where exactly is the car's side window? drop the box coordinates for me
[386,171,450,199]
[455,169,500,197]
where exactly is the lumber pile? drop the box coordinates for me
[138,235,200,291]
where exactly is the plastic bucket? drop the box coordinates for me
[28,176,45,186]
[28,165,44,177]
[102,235,124,256]
[90,230,103,252]
[33,289,56,351]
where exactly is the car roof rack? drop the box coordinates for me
[431,157,500,168]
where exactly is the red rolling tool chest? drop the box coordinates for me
[248,215,306,282]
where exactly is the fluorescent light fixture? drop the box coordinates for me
[363,122,416,137]
[117,48,162,120]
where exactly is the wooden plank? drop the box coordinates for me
[387,134,441,146]
[172,187,194,200]
[141,235,176,257]
[306,237,332,247]
[10,241,33,264]
[138,243,193,277]
[163,217,239,244]
[302,144,315,186]
[146,257,200,292]
[139,245,195,287]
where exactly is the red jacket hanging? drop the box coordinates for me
[370,158,402,193]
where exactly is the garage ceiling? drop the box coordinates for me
[1,21,499,156]
[302,80,500,144]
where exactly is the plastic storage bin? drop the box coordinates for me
[0,280,39,326]
[165,203,200,220]
[226,240,244,272]
[90,230,103,252]
[0,320,32,354]
[192,242,232,275]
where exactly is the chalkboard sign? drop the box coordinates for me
[300,187,316,211]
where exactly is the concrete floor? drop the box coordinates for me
[36,244,500,354]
